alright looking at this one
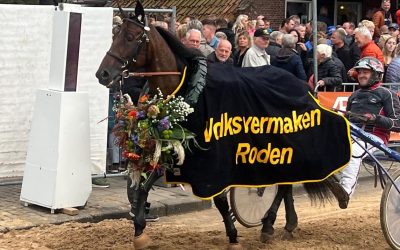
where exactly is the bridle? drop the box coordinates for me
[105,18,181,89]
[106,18,150,71]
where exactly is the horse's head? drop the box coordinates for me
[96,1,148,87]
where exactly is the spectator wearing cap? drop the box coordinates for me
[242,28,271,67]
[388,23,399,39]
[202,19,219,49]
[266,31,284,63]
[272,34,307,81]
[207,39,233,65]
[372,0,393,38]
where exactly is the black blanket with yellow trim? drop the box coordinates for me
[166,64,351,199]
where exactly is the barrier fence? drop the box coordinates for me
[317,83,400,142]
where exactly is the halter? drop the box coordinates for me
[106,18,150,70]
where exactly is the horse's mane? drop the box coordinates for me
[154,26,204,63]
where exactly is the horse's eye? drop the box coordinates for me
[112,25,121,35]
[126,33,134,41]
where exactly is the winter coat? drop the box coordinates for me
[385,57,400,85]
[266,42,282,63]
[317,57,343,91]
[271,48,307,81]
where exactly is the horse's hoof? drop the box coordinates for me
[281,229,294,240]
[260,232,273,243]
[134,233,152,249]
[227,243,243,250]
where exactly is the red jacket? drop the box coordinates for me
[360,41,384,65]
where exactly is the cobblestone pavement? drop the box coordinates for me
[0,176,211,233]
[0,162,393,233]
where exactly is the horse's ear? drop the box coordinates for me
[117,0,127,18]
[135,0,145,23]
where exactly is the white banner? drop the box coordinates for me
[0,4,112,177]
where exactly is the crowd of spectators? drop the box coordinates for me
[130,0,400,93]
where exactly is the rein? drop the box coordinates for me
[122,71,182,78]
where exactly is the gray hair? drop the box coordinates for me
[282,34,296,49]
[188,19,203,32]
[269,31,284,43]
[316,44,333,58]
[355,26,372,40]
[186,29,202,39]
[215,31,227,40]
[333,28,347,41]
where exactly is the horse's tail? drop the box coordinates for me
[303,180,335,205]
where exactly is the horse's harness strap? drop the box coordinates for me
[127,71,182,77]
[170,66,187,97]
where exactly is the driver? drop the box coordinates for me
[329,57,400,209]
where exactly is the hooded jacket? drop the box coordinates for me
[272,48,307,81]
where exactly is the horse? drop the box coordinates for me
[96,2,341,249]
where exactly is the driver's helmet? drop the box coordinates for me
[353,57,384,86]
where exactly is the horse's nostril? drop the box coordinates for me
[101,70,110,80]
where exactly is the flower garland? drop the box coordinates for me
[112,89,196,185]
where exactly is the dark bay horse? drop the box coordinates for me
[96,2,337,249]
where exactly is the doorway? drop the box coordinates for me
[336,2,362,25]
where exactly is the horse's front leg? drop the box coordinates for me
[127,170,162,249]
[282,185,298,240]
[260,185,286,243]
[213,191,243,250]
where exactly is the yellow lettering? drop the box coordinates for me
[256,143,271,163]
[213,114,224,140]
[302,112,310,129]
[280,147,293,164]
[204,118,213,142]
[266,117,283,133]
[232,116,242,134]
[311,109,321,126]
[235,143,250,164]
[248,147,257,164]
[223,112,233,137]
[250,117,260,134]
[292,111,303,132]
[259,117,268,133]
[283,117,293,133]
[269,148,281,165]
[242,116,253,133]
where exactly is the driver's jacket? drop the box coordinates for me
[346,83,400,144]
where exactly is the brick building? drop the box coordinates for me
[112,0,399,29]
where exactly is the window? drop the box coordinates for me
[286,0,312,24]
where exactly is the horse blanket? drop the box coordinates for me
[166,64,351,199]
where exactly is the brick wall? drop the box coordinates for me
[250,0,285,30]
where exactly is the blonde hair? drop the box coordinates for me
[176,24,189,41]
[383,36,397,65]
[232,14,248,33]
[359,20,375,30]
[235,30,253,49]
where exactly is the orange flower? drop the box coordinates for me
[128,110,137,117]
[139,95,149,103]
